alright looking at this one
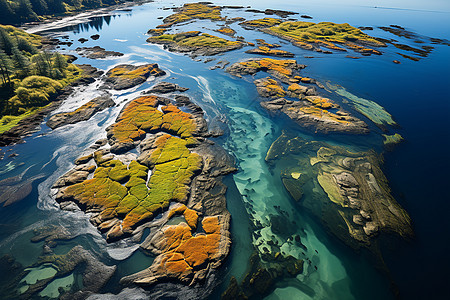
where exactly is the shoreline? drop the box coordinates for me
[22,0,152,34]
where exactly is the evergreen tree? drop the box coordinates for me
[16,36,38,55]
[31,52,50,76]
[16,0,38,22]
[0,50,13,87]
[0,0,15,25]
[11,46,30,78]
[0,27,15,55]
[29,0,49,15]
[53,52,67,73]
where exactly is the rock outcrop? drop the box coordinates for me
[240,19,387,55]
[46,94,115,129]
[228,59,368,134]
[145,81,189,94]
[147,31,244,57]
[104,64,166,90]
[245,46,295,57]
[53,84,235,287]
[76,46,124,59]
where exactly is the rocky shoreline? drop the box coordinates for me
[0,64,103,147]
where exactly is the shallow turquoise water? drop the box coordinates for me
[0,1,449,299]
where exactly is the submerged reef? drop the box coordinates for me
[52,83,235,287]
[228,59,369,134]
[146,31,244,57]
[326,83,396,129]
[1,245,115,299]
[266,132,413,249]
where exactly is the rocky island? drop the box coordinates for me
[52,80,236,287]
[227,58,369,134]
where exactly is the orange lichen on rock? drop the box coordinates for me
[245,46,295,57]
[217,26,236,37]
[168,204,199,229]
[297,106,349,124]
[305,96,336,109]
[255,77,286,98]
[233,58,300,82]
[160,216,222,275]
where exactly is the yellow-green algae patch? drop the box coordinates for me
[60,135,202,241]
[240,17,283,28]
[327,83,396,127]
[147,31,242,50]
[57,95,203,241]
[383,133,404,145]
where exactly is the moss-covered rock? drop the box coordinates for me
[159,3,224,28]
[147,31,244,57]
[239,19,387,55]
[227,58,304,83]
[106,95,198,153]
[245,46,294,57]
[104,64,166,90]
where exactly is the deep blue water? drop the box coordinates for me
[1,0,449,299]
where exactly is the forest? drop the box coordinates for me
[0,25,82,133]
[0,0,124,25]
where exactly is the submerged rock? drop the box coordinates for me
[0,174,45,207]
[222,252,304,300]
[266,132,414,249]
[17,246,116,299]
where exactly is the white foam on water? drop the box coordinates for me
[50,79,104,115]
[128,45,173,61]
